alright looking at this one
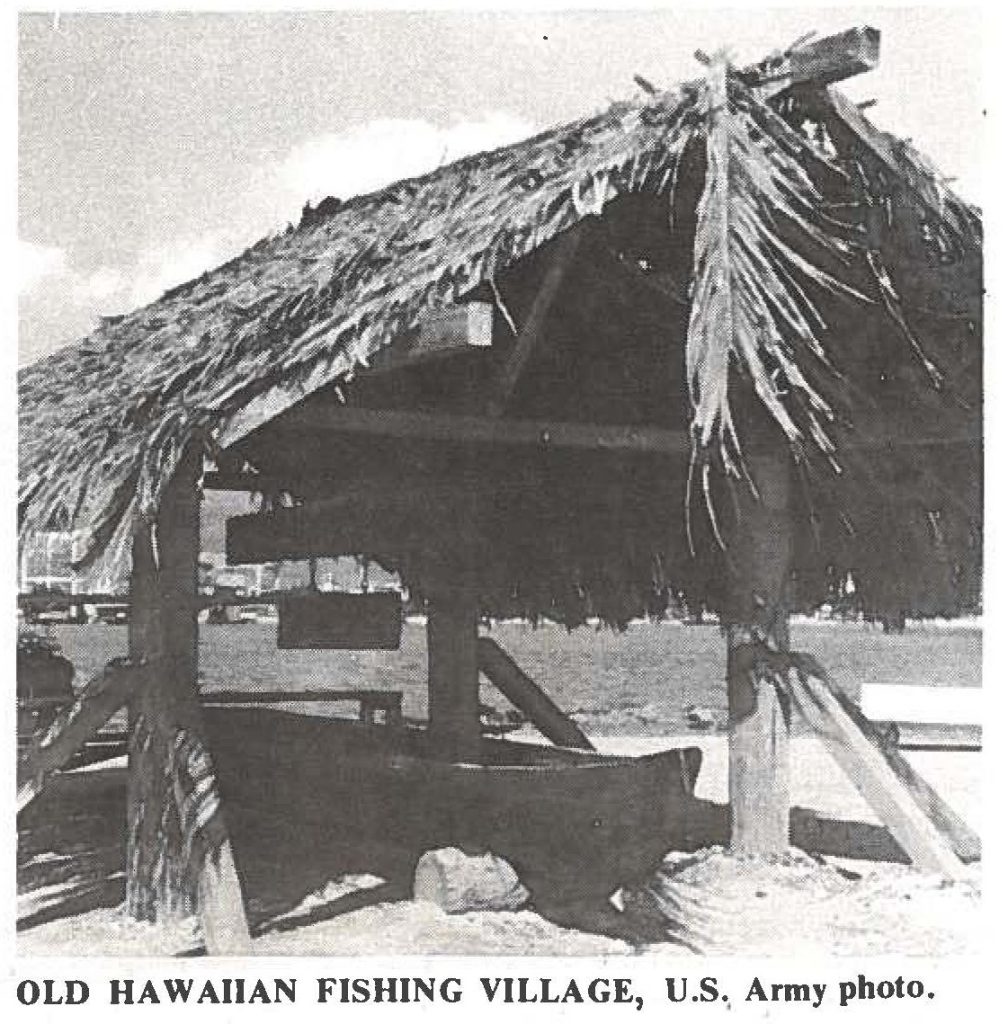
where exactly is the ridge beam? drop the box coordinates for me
[740,26,880,97]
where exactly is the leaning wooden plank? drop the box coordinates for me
[786,669,967,878]
[17,658,145,814]
[197,843,252,955]
[477,637,595,751]
[488,228,585,416]
[795,662,979,862]
[168,726,253,956]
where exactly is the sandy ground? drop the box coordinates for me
[17,730,981,957]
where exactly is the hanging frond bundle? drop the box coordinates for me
[685,56,869,490]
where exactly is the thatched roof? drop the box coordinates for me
[18,39,982,621]
[19,88,699,582]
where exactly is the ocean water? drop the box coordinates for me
[47,619,982,736]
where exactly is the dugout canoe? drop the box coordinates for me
[204,706,703,901]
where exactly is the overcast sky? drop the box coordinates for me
[17,6,985,366]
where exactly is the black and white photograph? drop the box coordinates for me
[12,3,987,978]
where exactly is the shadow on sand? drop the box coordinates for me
[18,767,912,948]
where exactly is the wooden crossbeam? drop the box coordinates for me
[739,26,880,97]
[19,591,127,612]
[267,404,691,455]
[236,402,977,470]
[226,483,471,563]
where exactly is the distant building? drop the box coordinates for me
[18,531,84,594]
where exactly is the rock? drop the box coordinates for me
[413,847,530,914]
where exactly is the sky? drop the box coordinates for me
[17,6,986,366]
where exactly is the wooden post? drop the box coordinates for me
[725,448,792,856]
[427,580,481,762]
[126,447,251,952]
[425,490,482,762]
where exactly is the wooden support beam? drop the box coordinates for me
[207,423,983,496]
[725,449,793,857]
[477,637,594,750]
[427,589,481,761]
[126,447,252,952]
[362,302,493,376]
[420,482,483,762]
[787,669,967,878]
[202,470,332,496]
[268,404,691,455]
[798,663,979,862]
[225,483,473,564]
[727,629,791,856]
[739,26,879,96]
[17,659,143,814]
[488,229,585,416]
[809,86,978,230]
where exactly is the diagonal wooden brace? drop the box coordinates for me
[788,652,979,863]
[782,655,969,878]
[734,643,978,869]
[17,657,153,814]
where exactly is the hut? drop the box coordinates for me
[17,27,981,951]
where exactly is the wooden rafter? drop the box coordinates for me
[806,86,978,230]
[488,228,586,416]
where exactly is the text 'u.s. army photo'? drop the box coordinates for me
[13,6,984,1007]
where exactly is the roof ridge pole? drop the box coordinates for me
[693,52,792,857]
[125,445,251,952]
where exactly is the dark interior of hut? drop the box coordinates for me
[223,96,980,630]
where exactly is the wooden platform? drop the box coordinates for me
[861,684,981,751]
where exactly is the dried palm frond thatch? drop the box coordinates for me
[19,91,700,587]
[18,46,981,621]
